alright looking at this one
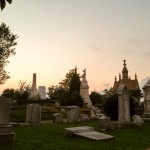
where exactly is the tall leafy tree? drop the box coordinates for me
[58,66,83,107]
[2,88,15,101]
[59,67,79,91]
[0,0,12,10]
[14,80,31,100]
[69,67,81,93]
[0,22,18,84]
[89,91,103,106]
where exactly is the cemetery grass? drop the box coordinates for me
[1,122,150,150]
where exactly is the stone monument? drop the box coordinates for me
[38,86,46,99]
[117,85,131,123]
[142,79,150,121]
[0,96,16,143]
[80,69,92,108]
[26,104,41,124]
[29,73,40,100]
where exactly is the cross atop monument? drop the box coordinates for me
[123,59,126,67]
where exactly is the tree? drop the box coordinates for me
[89,91,103,106]
[58,66,83,107]
[2,88,15,101]
[59,67,79,91]
[14,80,31,100]
[69,67,81,93]
[0,0,12,10]
[0,22,18,84]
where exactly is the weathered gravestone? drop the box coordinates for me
[53,113,63,123]
[26,104,41,124]
[80,114,90,122]
[99,116,111,130]
[0,96,15,143]
[67,106,79,123]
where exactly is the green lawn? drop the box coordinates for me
[1,121,150,150]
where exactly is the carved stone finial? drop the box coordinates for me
[123,59,126,67]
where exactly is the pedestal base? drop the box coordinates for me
[111,122,138,129]
[0,125,16,143]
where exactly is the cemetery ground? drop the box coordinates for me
[2,113,150,150]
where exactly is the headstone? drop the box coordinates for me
[67,106,79,123]
[29,73,40,100]
[0,96,15,143]
[80,114,90,122]
[142,79,150,121]
[99,116,111,130]
[53,113,63,123]
[80,69,92,108]
[26,104,41,124]
[117,85,131,123]
[64,126,114,141]
[132,115,144,125]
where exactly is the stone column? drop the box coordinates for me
[0,96,16,143]
[117,85,131,123]
[143,79,150,117]
[124,90,130,122]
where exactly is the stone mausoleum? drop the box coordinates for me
[112,60,141,102]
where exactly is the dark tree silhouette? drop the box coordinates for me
[0,22,18,84]
[0,0,12,10]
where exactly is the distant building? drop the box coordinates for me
[38,86,46,99]
[112,60,141,101]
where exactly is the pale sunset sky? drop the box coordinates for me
[0,0,150,94]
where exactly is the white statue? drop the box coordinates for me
[82,69,86,78]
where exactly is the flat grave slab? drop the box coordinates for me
[64,126,94,137]
[76,131,114,141]
[64,126,114,141]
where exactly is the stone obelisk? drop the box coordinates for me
[29,73,39,100]
[80,69,92,108]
